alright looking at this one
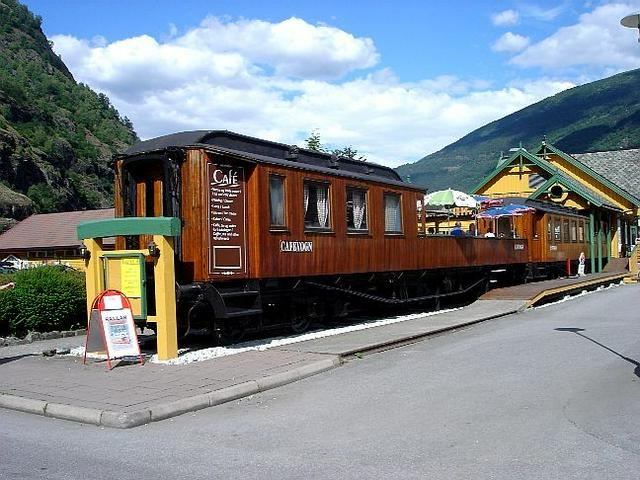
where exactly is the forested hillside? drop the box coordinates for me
[396,69,640,192]
[0,0,137,228]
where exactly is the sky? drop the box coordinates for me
[20,0,640,167]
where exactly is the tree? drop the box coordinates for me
[304,130,367,161]
[332,146,366,162]
[304,129,326,152]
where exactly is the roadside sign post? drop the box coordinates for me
[84,289,143,370]
[77,217,181,361]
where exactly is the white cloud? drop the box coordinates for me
[492,32,531,52]
[175,16,379,79]
[511,3,640,70]
[492,9,520,26]
[50,15,575,168]
[520,3,566,21]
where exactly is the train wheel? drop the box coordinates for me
[214,319,245,346]
[290,304,311,333]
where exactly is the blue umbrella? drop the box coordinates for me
[476,204,534,218]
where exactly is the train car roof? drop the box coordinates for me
[118,130,424,192]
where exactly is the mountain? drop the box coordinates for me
[396,69,640,192]
[0,0,137,222]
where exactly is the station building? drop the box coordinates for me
[473,140,640,272]
[0,208,114,270]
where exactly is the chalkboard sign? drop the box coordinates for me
[207,163,247,277]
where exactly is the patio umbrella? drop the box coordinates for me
[425,188,478,208]
[473,195,504,208]
[476,204,535,218]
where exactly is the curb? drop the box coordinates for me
[334,308,523,358]
[0,356,341,429]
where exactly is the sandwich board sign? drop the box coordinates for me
[84,289,143,370]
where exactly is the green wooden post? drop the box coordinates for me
[597,230,603,273]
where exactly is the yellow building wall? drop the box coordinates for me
[477,165,539,198]
[424,216,475,234]
[536,192,589,211]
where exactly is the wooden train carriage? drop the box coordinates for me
[115,130,530,278]
[476,198,590,275]
[114,131,530,338]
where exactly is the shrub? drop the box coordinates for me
[0,266,86,337]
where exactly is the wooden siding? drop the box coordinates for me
[477,166,539,198]
[536,213,590,262]
[195,152,528,281]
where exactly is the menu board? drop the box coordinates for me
[120,257,142,298]
[207,163,247,276]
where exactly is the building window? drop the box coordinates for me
[570,220,577,243]
[563,219,570,243]
[346,188,368,232]
[269,175,286,228]
[304,181,331,230]
[384,193,403,233]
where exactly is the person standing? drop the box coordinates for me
[577,252,586,276]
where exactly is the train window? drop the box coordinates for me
[416,197,424,235]
[304,181,331,230]
[547,219,552,241]
[554,217,561,242]
[570,220,577,242]
[578,221,585,242]
[384,193,403,233]
[563,219,570,243]
[346,187,368,232]
[269,175,286,229]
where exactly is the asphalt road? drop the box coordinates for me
[1,284,639,479]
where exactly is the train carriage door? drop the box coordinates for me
[118,159,169,317]
[126,162,166,249]
[207,162,248,279]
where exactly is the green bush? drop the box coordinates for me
[0,266,86,337]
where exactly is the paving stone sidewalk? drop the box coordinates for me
[0,299,524,428]
[0,272,626,429]
[0,345,338,428]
